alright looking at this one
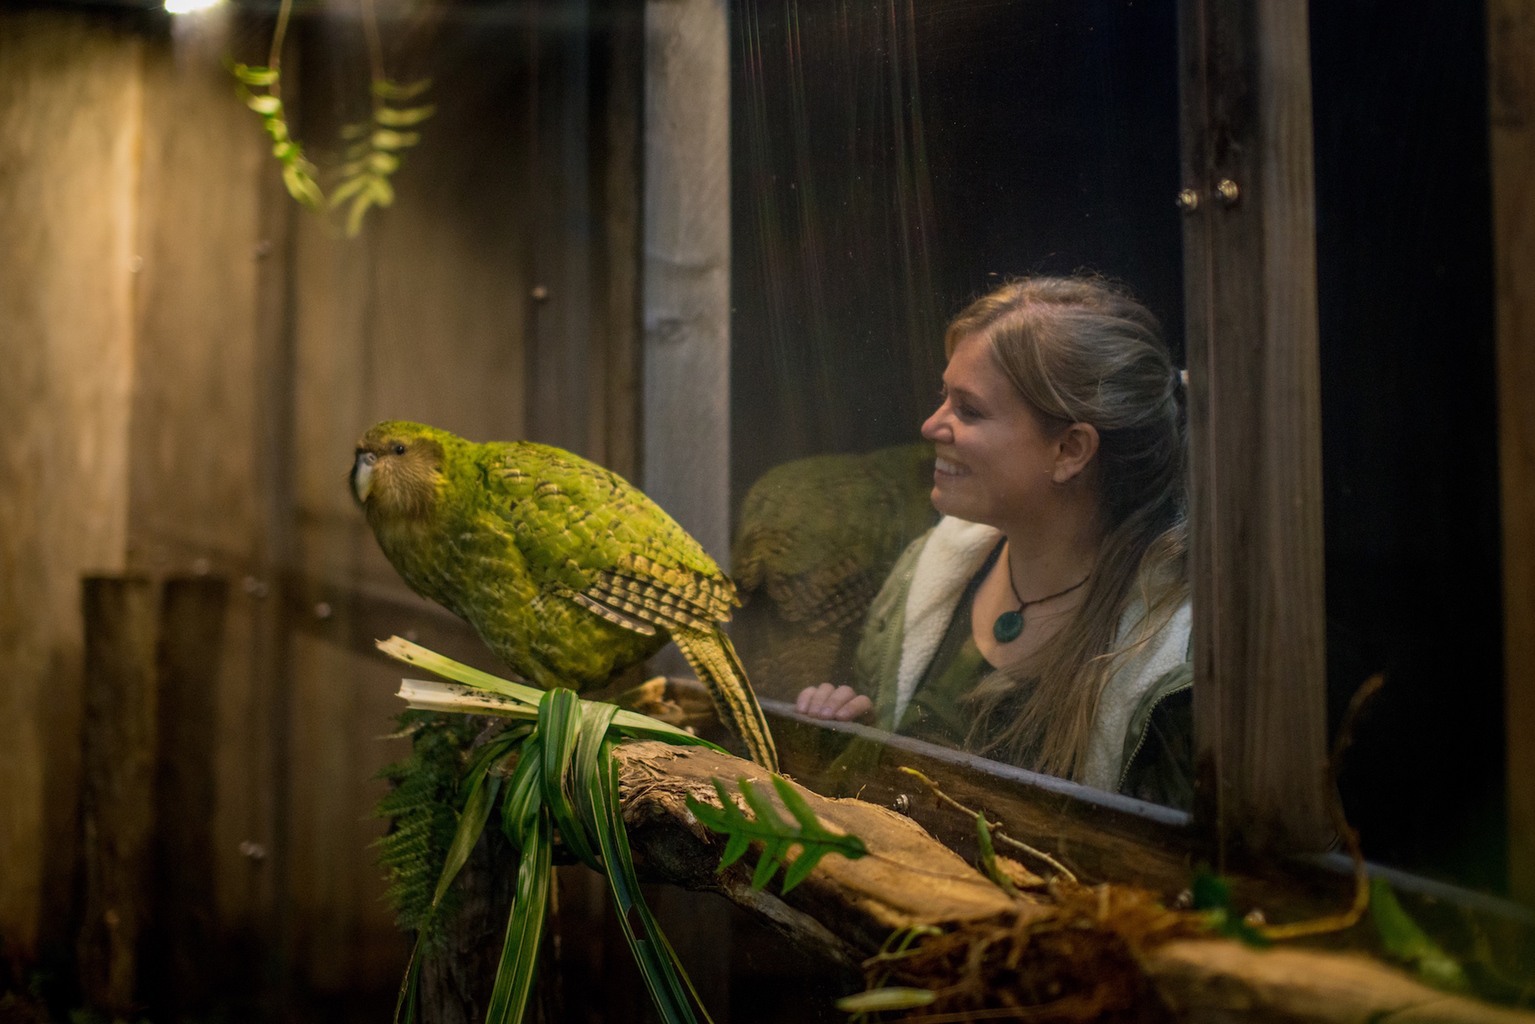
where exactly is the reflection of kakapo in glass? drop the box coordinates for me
[797,275,1193,809]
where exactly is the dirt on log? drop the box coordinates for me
[611,741,1535,1024]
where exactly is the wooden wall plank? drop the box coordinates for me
[1488,0,1535,908]
[591,2,644,480]
[76,577,158,1014]
[526,0,597,457]
[127,12,283,971]
[0,0,645,1002]
[1179,0,1331,854]
[0,11,141,961]
[144,576,229,1014]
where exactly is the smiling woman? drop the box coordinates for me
[797,276,1194,808]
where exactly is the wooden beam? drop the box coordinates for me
[1178,0,1331,855]
[1488,0,1535,910]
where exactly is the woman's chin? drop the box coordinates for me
[929,487,964,520]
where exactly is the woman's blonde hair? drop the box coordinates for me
[949,275,1188,779]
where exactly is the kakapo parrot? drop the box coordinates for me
[732,442,939,633]
[352,420,778,771]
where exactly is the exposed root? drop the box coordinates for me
[853,882,1207,1023]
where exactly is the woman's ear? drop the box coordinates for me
[1052,422,1100,484]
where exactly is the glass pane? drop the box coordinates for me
[729,0,1190,808]
[1311,1,1507,893]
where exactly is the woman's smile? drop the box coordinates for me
[933,455,967,478]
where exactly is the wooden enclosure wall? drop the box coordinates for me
[0,12,144,964]
[0,2,641,1009]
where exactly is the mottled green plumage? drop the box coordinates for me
[732,443,938,632]
[353,420,777,770]
[728,443,938,699]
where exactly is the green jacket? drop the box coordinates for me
[851,517,1194,809]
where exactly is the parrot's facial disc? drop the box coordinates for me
[352,451,377,503]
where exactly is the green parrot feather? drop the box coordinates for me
[732,442,938,631]
[352,420,778,770]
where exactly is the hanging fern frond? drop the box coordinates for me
[228,0,432,236]
[687,775,868,894]
[332,78,435,236]
[229,62,325,209]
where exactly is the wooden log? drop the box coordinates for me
[609,740,1535,1024]
[417,824,519,1024]
[1147,941,1535,1024]
[76,576,159,1015]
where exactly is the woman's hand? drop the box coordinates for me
[795,683,874,722]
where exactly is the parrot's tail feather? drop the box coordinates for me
[672,628,780,772]
[587,571,726,635]
[569,590,659,636]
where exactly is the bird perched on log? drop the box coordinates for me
[351,420,778,771]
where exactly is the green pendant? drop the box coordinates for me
[993,609,1023,643]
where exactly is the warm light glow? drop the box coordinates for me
[164,0,224,14]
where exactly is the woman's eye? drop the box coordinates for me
[938,385,980,420]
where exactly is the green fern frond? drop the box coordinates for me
[374,710,482,942]
[687,775,867,894]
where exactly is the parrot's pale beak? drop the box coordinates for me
[351,451,376,503]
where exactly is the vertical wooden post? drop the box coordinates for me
[76,576,158,1015]
[1179,0,1331,855]
[642,0,732,561]
[1488,0,1535,908]
[641,1,735,1011]
[142,575,228,1013]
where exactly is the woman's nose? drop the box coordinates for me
[921,405,949,441]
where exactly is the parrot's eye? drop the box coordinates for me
[392,443,407,456]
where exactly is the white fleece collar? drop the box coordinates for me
[893,516,1000,721]
[890,516,1192,792]
[1080,599,1192,791]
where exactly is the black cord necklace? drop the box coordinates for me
[992,547,1091,644]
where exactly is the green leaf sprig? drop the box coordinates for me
[332,78,435,237]
[1370,877,1470,993]
[230,62,325,209]
[1189,868,1271,948]
[687,775,868,894]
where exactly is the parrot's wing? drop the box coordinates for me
[481,443,738,637]
[730,442,936,631]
